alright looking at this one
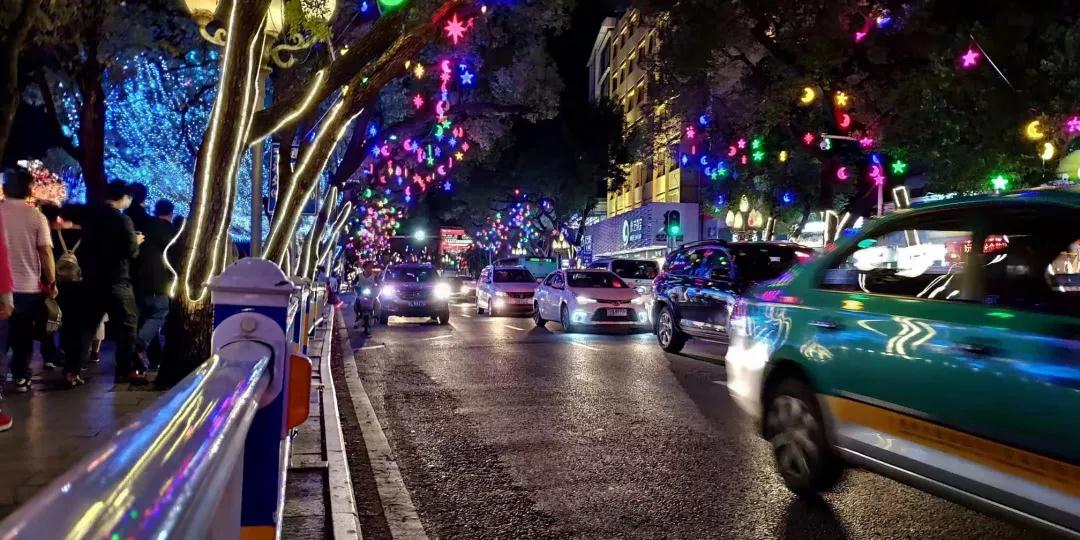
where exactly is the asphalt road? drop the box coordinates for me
[341,298,1048,540]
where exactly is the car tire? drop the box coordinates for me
[438,311,450,325]
[655,306,687,353]
[476,301,485,315]
[487,299,496,317]
[764,378,843,496]
[533,303,546,328]
[560,304,574,333]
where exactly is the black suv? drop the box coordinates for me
[375,263,452,325]
[652,241,813,352]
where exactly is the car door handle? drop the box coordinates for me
[809,320,839,330]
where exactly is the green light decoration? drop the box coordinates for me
[378,0,407,11]
[990,174,1010,191]
[857,238,877,249]
[752,150,765,162]
[362,188,373,198]
[891,160,908,175]
[987,310,1016,319]
[751,137,764,150]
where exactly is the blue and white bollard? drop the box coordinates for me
[210,258,309,540]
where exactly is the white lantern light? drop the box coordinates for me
[183,0,220,22]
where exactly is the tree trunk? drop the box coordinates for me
[176,0,272,306]
[78,60,107,203]
[158,297,214,387]
[0,0,40,160]
[300,185,338,278]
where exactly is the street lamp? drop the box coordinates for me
[182,0,337,258]
[412,229,427,242]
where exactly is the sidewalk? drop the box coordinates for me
[0,345,163,519]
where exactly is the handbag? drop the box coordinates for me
[44,296,62,334]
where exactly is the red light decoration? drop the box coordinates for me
[836,166,850,181]
[802,132,815,145]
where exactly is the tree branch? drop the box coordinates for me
[34,69,81,161]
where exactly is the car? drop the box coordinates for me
[443,274,477,301]
[652,241,813,352]
[533,269,650,332]
[494,256,559,281]
[588,258,660,304]
[724,190,1080,537]
[476,266,538,316]
[374,263,451,325]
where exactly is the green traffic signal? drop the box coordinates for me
[668,223,682,236]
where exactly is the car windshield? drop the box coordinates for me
[731,246,811,281]
[611,260,658,280]
[383,267,437,283]
[493,269,534,283]
[567,271,627,288]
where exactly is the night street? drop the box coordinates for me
[340,299,1045,540]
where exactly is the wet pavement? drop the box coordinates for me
[341,299,1049,539]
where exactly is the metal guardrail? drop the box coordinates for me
[0,341,273,539]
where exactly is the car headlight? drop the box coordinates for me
[635,286,648,294]
[575,295,597,305]
[434,283,451,299]
[380,285,396,298]
[496,291,508,297]
[630,296,645,305]
[459,284,469,294]
[362,287,372,296]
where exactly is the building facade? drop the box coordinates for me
[583,8,701,260]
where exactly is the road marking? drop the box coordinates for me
[357,344,385,351]
[504,324,526,331]
[569,341,601,351]
[459,313,472,318]
[423,334,453,341]
[712,380,726,385]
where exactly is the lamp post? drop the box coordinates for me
[182,0,336,258]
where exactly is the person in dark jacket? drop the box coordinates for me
[125,182,150,233]
[51,204,89,387]
[134,199,176,368]
[80,181,147,385]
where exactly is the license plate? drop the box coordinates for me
[608,308,628,317]
[407,301,426,308]
[510,298,530,305]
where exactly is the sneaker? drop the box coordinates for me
[0,413,12,432]
[13,378,30,393]
[43,362,58,371]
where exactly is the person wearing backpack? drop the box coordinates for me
[51,204,88,387]
[133,199,176,370]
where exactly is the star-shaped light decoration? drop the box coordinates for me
[413,64,425,79]
[460,70,475,86]
[412,94,424,110]
[961,48,980,68]
[834,91,849,107]
[685,126,696,139]
[1066,116,1080,135]
[445,14,469,45]
[802,132,815,145]
[891,160,908,175]
[455,151,464,160]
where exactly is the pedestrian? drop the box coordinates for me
[126,182,150,232]
[80,180,147,385]
[0,184,18,432]
[0,170,57,394]
[134,199,175,370]
[52,204,89,387]
[37,205,65,372]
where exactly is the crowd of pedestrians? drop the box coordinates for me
[0,171,180,433]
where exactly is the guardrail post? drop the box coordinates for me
[210,258,301,540]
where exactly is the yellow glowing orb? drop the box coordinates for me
[1040,142,1055,161]
[779,150,789,162]
[1024,120,1045,141]
[799,87,816,105]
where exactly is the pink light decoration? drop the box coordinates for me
[437,165,447,176]
[444,15,469,45]
[961,48,980,68]
[452,127,464,138]
[869,164,885,185]
[403,139,415,151]
[740,155,748,165]
[727,145,738,157]
[380,145,390,157]
[839,113,852,129]
[836,166,849,181]
[435,101,448,116]
[1066,116,1080,135]
[686,126,696,139]
[461,141,470,153]
[854,30,868,43]
[412,94,424,110]
[802,132,815,145]
[859,136,875,148]
[737,138,747,149]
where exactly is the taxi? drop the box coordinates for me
[725,190,1080,536]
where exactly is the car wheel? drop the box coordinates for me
[560,304,574,333]
[487,299,496,317]
[438,311,450,325]
[764,378,843,496]
[476,300,485,315]
[655,306,687,353]
[533,303,546,328]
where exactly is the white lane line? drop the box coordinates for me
[459,313,472,318]
[504,324,526,331]
[357,345,385,351]
[423,334,453,341]
[569,341,602,351]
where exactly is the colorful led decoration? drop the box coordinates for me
[891,160,908,175]
[961,48,981,68]
[1040,142,1056,161]
[834,91,849,107]
[1066,116,1080,135]
[444,14,470,45]
[1024,120,1045,141]
[799,87,816,105]
[413,94,425,110]
[989,173,1010,191]
[802,132,815,145]
[836,166,849,181]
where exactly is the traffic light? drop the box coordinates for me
[666,210,682,238]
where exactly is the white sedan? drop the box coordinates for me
[533,269,650,332]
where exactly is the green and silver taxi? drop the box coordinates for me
[725,189,1080,536]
